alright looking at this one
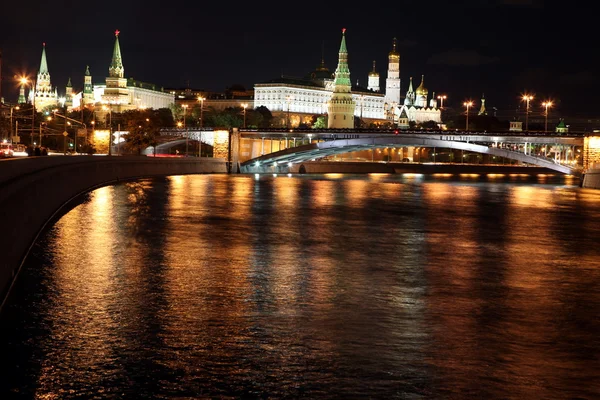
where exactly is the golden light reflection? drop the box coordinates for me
[312,180,336,207]
[274,176,299,207]
[323,173,344,179]
[342,179,369,209]
[38,185,118,390]
[509,186,553,209]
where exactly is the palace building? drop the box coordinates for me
[253,32,441,128]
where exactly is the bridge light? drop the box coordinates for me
[273,161,278,166]
[254,161,260,166]
[288,162,293,167]
[394,129,399,135]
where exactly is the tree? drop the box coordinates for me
[254,106,273,128]
[313,115,327,129]
[121,109,162,155]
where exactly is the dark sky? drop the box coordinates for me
[1,0,598,116]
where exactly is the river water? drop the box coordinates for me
[1,173,599,399]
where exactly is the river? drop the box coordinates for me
[1,173,599,399]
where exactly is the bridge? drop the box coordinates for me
[229,129,585,176]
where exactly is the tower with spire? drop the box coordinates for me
[18,82,26,104]
[65,78,73,108]
[367,60,380,92]
[83,65,94,107]
[33,43,58,110]
[404,76,415,106]
[102,30,129,106]
[384,38,401,107]
[327,28,356,129]
[478,93,487,115]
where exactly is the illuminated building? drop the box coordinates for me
[27,43,58,110]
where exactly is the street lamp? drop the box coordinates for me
[9,105,20,141]
[20,77,36,146]
[182,104,188,156]
[197,96,205,157]
[522,94,534,131]
[102,104,112,155]
[437,94,447,108]
[197,96,205,129]
[241,103,248,128]
[463,101,473,131]
[542,100,553,132]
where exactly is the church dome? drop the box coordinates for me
[415,75,428,96]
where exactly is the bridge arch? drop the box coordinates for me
[241,136,580,175]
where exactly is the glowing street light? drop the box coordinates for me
[197,96,205,129]
[182,104,189,156]
[542,100,553,132]
[437,94,447,108]
[241,103,248,128]
[522,94,534,131]
[20,77,36,146]
[463,101,473,131]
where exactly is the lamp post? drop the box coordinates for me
[241,103,248,128]
[542,100,553,132]
[9,105,20,141]
[102,104,112,155]
[463,101,473,131]
[522,94,534,131]
[182,104,188,156]
[20,77,36,146]
[437,94,447,108]
[197,97,205,158]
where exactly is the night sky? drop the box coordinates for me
[1,0,598,116]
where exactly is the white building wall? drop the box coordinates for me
[92,85,174,109]
[254,84,385,119]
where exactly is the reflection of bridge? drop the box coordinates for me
[234,129,584,176]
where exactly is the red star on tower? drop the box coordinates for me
[115,29,120,37]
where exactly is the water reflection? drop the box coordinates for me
[1,174,599,399]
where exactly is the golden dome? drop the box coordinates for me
[415,75,428,95]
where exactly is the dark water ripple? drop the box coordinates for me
[1,173,599,399]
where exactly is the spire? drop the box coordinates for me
[478,93,487,115]
[408,76,414,92]
[39,43,49,74]
[332,28,351,89]
[109,29,124,78]
[85,65,90,76]
[66,77,72,87]
[369,60,378,77]
[389,37,399,56]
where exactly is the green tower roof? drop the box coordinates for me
[39,43,49,74]
[109,30,124,77]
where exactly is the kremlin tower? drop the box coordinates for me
[102,30,129,107]
[327,28,356,129]
[33,43,58,110]
[82,65,94,107]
